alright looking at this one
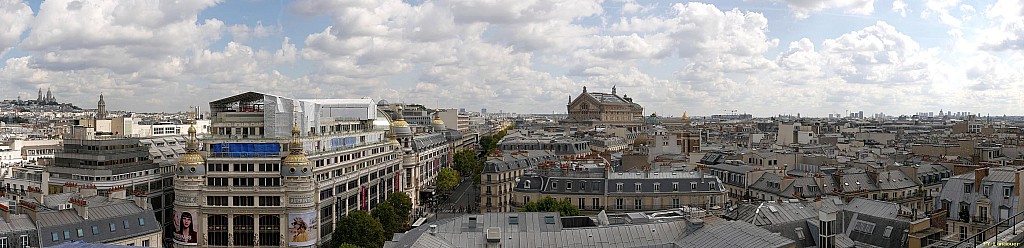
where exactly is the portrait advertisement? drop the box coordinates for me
[173,210,199,245]
[288,211,318,247]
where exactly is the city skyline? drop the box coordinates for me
[1,0,1023,116]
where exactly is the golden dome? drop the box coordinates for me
[178,119,205,167]
[392,119,410,128]
[283,123,310,167]
[431,115,444,125]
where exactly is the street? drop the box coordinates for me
[433,177,478,219]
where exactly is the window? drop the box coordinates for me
[139,218,146,226]
[77,228,84,237]
[673,182,679,192]
[654,183,661,191]
[234,196,255,206]
[110,223,117,232]
[207,177,228,187]
[854,221,875,234]
[91,226,98,235]
[124,220,130,229]
[964,183,973,193]
[1005,187,1012,199]
[525,180,531,189]
[616,183,623,192]
[691,182,697,190]
[984,185,991,196]
[552,181,558,189]
[259,196,281,206]
[581,181,586,190]
[143,240,150,247]
[544,216,556,224]
[232,177,255,187]
[709,182,717,190]
[566,181,573,190]
[883,226,893,238]
[616,198,624,210]
[509,216,519,225]
[795,227,805,240]
[0,237,6,248]
[635,183,642,192]
[634,199,642,210]
[672,198,680,208]
[18,235,26,248]
[959,226,967,241]
[208,196,229,206]
[258,177,281,187]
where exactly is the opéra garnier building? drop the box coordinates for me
[173,92,404,247]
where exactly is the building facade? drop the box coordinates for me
[514,169,727,212]
[173,92,402,247]
[480,150,559,213]
[565,86,643,125]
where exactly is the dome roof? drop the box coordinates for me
[177,121,206,175]
[282,123,312,177]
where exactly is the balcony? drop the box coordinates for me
[970,216,992,226]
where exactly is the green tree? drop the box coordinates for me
[372,203,401,237]
[338,244,360,248]
[521,196,580,216]
[437,168,460,193]
[332,210,387,248]
[386,192,413,227]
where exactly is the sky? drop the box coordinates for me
[1,0,1023,117]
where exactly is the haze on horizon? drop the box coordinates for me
[1,0,1022,117]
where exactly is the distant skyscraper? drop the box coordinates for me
[481,108,487,114]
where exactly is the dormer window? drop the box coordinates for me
[524,180,531,189]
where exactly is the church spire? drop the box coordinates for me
[96,93,107,120]
[612,85,616,95]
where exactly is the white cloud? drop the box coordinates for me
[978,0,1024,50]
[892,0,908,17]
[821,21,931,85]
[228,21,278,43]
[779,0,875,19]
[0,0,33,57]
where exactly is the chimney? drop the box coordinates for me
[1016,170,1022,196]
[27,186,43,205]
[70,197,89,220]
[832,171,845,193]
[17,200,39,222]
[974,168,989,193]
[64,182,80,193]
[80,184,98,197]
[132,190,150,210]
[0,202,9,222]
[109,185,127,200]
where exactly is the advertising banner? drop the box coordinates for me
[288,211,318,247]
[172,210,198,245]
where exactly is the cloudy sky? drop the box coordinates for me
[1,0,1023,117]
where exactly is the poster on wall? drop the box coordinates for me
[173,210,199,245]
[288,211,319,247]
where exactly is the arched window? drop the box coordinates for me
[259,215,281,246]
[208,215,228,246]
[233,215,255,246]
[525,180,531,189]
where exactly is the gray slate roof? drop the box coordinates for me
[386,212,796,248]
